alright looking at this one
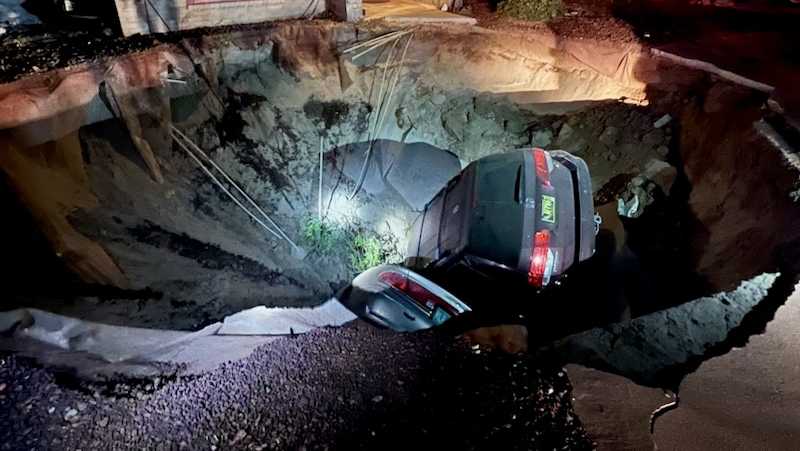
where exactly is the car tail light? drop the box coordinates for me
[378,271,453,314]
[528,230,556,287]
[533,148,552,187]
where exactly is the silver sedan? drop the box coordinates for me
[339,264,471,332]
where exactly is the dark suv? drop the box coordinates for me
[339,148,597,333]
[405,148,596,288]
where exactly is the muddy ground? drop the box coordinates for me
[0,323,593,450]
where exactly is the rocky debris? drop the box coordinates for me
[63,408,79,422]
[538,105,680,220]
[598,126,620,147]
[616,159,677,218]
[531,129,554,147]
[616,180,648,218]
[555,123,588,154]
[0,324,593,450]
[410,92,536,162]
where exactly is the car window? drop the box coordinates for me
[476,156,522,203]
[440,170,469,255]
[419,190,445,260]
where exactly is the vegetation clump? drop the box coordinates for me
[301,217,398,273]
[301,216,342,254]
[349,233,385,273]
[498,0,564,21]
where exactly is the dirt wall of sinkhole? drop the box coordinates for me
[0,22,798,330]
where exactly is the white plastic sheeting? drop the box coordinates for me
[0,299,356,378]
[220,301,357,335]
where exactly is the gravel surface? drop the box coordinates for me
[467,0,639,43]
[1,322,593,450]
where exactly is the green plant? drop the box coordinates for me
[302,217,399,272]
[301,216,342,254]
[497,0,564,21]
[349,233,385,272]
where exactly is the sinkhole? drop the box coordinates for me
[1,22,798,364]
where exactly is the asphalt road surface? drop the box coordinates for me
[1,322,593,450]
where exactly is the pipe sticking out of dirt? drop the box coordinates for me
[170,125,307,259]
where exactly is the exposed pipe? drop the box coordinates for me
[170,126,306,259]
[348,32,414,200]
[171,131,281,240]
[350,30,416,61]
[319,135,324,221]
[341,29,414,56]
